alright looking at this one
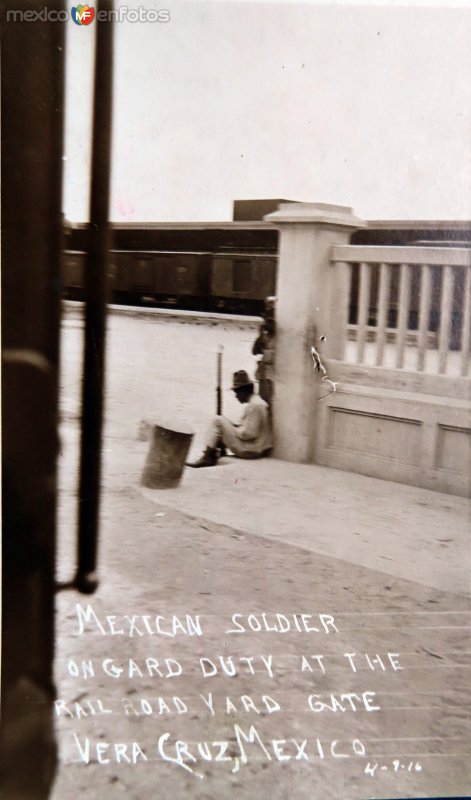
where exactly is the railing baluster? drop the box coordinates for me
[417,264,432,372]
[460,267,471,377]
[329,260,351,361]
[356,262,370,364]
[375,262,390,367]
[395,263,410,369]
[438,265,454,374]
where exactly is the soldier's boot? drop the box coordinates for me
[186,447,218,468]
[217,438,227,458]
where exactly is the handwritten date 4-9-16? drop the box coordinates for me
[365,760,422,777]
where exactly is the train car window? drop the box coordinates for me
[233,259,252,292]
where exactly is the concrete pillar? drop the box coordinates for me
[264,203,366,463]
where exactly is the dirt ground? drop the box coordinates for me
[51,309,471,800]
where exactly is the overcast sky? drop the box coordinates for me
[63,0,471,222]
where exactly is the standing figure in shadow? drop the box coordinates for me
[252,296,276,409]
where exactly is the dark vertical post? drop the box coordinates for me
[217,345,223,415]
[1,3,65,797]
[76,1,114,592]
[216,345,226,456]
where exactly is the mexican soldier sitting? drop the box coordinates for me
[187,370,272,468]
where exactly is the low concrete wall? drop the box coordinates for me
[62,300,261,327]
[314,363,471,497]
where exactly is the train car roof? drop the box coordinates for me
[63,248,214,255]
[366,219,471,231]
[63,248,277,257]
[66,221,275,231]
[65,218,471,232]
[110,248,213,255]
[413,239,471,247]
[212,251,277,258]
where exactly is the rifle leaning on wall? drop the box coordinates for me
[216,345,226,456]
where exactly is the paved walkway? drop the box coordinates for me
[142,455,470,598]
[52,423,471,800]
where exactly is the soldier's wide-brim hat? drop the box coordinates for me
[231,370,253,390]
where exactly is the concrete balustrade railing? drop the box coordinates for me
[331,245,471,377]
